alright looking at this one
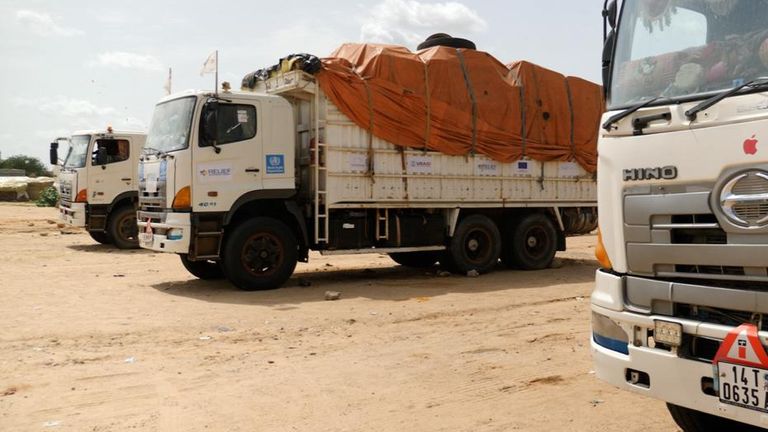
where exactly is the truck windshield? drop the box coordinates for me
[609,0,768,109]
[144,96,196,153]
[62,135,91,168]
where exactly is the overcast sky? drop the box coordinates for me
[0,0,603,165]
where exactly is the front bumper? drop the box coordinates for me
[591,270,768,428]
[136,212,190,254]
[58,202,86,227]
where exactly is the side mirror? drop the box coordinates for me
[602,29,616,95]
[604,0,617,30]
[49,142,59,165]
[96,147,108,165]
[200,101,219,146]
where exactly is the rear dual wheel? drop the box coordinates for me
[88,231,111,245]
[502,213,557,270]
[389,251,441,268]
[447,215,501,274]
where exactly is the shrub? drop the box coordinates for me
[35,186,59,207]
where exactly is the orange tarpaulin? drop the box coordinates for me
[315,43,602,173]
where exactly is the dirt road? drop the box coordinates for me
[0,203,677,431]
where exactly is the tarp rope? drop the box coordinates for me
[565,80,575,162]
[456,49,477,156]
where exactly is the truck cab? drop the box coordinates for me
[593,1,768,430]
[136,90,296,280]
[52,129,146,248]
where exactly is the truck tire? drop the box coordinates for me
[107,205,139,249]
[448,214,501,274]
[503,213,556,270]
[666,403,763,432]
[389,251,441,268]
[88,231,111,245]
[222,217,298,291]
[417,34,476,50]
[179,254,224,280]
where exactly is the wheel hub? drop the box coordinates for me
[241,233,283,276]
[467,238,480,252]
[527,236,538,248]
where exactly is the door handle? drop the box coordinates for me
[245,168,260,173]
[121,178,131,181]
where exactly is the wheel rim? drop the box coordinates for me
[463,226,493,265]
[522,226,550,260]
[118,213,137,242]
[241,232,284,276]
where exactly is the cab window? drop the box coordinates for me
[214,104,257,145]
[92,139,130,165]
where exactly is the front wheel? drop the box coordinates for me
[222,217,298,291]
[180,254,225,280]
[108,205,139,249]
[666,403,764,432]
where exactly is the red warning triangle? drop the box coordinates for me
[713,323,768,368]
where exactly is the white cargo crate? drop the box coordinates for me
[321,96,595,207]
[267,71,596,209]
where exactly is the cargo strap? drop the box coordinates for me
[565,79,576,161]
[456,49,477,156]
[399,146,409,199]
[356,71,376,181]
[518,79,527,158]
[423,60,431,152]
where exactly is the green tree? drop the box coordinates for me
[0,155,51,177]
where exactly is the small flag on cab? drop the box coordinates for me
[201,50,219,95]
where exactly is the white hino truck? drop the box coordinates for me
[593,1,768,431]
[136,69,598,290]
[51,129,146,248]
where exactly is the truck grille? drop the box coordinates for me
[60,182,72,202]
[674,264,755,276]
[138,159,169,214]
[138,179,167,213]
[624,185,768,282]
[725,172,768,226]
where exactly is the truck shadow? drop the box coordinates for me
[66,244,152,254]
[149,257,598,306]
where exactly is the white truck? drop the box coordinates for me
[593,1,768,430]
[51,129,146,248]
[136,59,598,290]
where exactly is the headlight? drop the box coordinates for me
[167,229,183,240]
[592,312,629,354]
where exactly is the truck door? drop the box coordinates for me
[88,136,133,205]
[192,99,262,212]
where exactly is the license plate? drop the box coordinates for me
[139,232,153,244]
[718,362,768,412]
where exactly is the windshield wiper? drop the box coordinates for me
[142,146,166,157]
[602,97,662,131]
[686,78,768,121]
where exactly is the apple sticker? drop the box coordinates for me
[743,134,759,155]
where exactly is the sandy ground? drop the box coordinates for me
[0,203,678,432]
